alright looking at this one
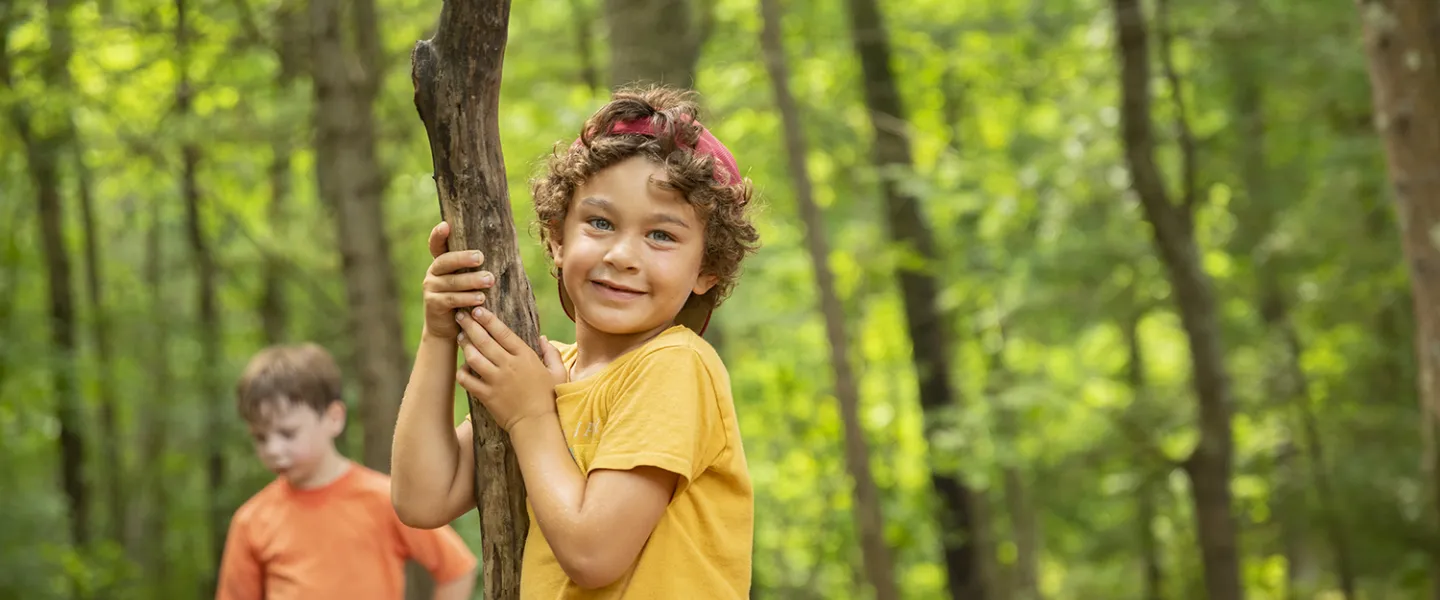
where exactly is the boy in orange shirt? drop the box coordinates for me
[392,86,759,597]
[217,343,477,600]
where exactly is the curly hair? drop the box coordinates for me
[531,86,760,308]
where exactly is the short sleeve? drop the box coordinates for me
[588,346,721,494]
[215,512,263,600]
[395,520,478,584]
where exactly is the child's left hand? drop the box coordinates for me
[454,307,567,432]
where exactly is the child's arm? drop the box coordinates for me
[508,415,678,588]
[391,517,478,600]
[454,309,690,589]
[391,222,493,529]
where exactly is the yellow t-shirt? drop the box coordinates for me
[520,325,753,599]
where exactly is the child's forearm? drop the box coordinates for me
[392,329,474,528]
[431,568,476,600]
[506,412,594,567]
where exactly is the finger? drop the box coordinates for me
[473,307,527,355]
[459,334,500,378]
[455,366,488,397]
[426,270,495,293]
[429,222,451,258]
[431,292,484,313]
[540,336,566,380]
[428,249,484,277]
[459,309,510,363]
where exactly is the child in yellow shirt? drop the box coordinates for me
[390,86,760,598]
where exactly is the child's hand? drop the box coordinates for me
[454,306,567,432]
[423,222,493,340]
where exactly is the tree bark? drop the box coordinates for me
[5,0,90,551]
[841,0,985,597]
[176,0,227,587]
[602,0,706,88]
[757,0,898,597]
[1110,1,1243,598]
[310,0,407,474]
[412,1,534,597]
[1352,2,1440,595]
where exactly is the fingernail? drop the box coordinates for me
[473,307,487,319]
[457,332,466,343]
[472,251,483,265]
[476,293,486,304]
[455,311,465,322]
[480,272,494,285]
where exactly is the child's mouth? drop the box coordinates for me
[592,280,644,300]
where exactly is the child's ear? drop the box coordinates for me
[693,273,719,296]
[323,400,346,436]
[548,239,564,268]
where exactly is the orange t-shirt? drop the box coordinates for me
[216,462,477,600]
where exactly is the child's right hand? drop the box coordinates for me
[422,221,493,340]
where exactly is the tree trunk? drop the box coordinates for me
[75,144,125,549]
[841,1,984,599]
[602,0,704,88]
[261,0,306,345]
[1351,2,1440,595]
[412,1,534,598]
[141,194,174,594]
[1226,50,1357,598]
[1124,312,1165,600]
[176,0,227,588]
[566,0,601,93]
[6,0,90,551]
[1111,1,1243,598]
[757,0,898,597]
[310,0,407,474]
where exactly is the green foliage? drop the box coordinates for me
[0,0,1427,597]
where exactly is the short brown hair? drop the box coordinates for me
[235,343,342,424]
[532,85,760,308]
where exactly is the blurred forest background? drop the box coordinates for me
[2,0,1436,597]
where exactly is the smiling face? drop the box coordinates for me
[551,156,717,337]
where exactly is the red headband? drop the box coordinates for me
[571,116,743,188]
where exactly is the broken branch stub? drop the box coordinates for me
[412,0,533,597]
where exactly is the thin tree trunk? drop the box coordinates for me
[602,0,705,88]
[1000,448,1041,600]
[141,194,174,595]
[412,1,533,597]
[841,0,984,597]
[566,0,601,93]
[177,0,226,588]
[5,0,90,551]
[312,0,421,595]
[1111,1,1243,597]
[310,0,407,474]
[74,144,124,549]
[261,0,305,345]
[1227,50,1357,597]
[1124,311,1165,600]
[983,329,1041,600]
[1351,2,1440,595]
[757,0,898,596]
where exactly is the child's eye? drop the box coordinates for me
[586,217,613,231]
[648,230,676,243]
[279,429,298,439]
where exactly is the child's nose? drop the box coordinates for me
[603,236,641,271]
